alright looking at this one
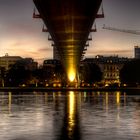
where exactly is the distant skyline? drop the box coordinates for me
[0,0,140,64]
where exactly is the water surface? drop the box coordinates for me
[0,91,140,140]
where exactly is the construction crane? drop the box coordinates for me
[102,24,140,35]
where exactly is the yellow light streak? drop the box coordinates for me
[8,92,12,113]
[67,55,76,82]
[116,92,120,105]
[68,91,75,136]
[68,68,76,82]
[69,91,75,117]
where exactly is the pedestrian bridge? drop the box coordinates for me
[33,0,103,82]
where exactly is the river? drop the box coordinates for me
[0,91,140,140]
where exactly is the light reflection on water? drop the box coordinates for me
[0,91,140,140]
[68,91,75,138]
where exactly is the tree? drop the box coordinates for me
[80,63,102,83]
[120,59,140,85]
[5,60,32,86]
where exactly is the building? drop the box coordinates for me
[82,55,129,84]
[0,54,38,71]
[23,58,38,71]
[134,46,140,59]
[0,54,22,71]
[53,46,60,60]
[43,59,61,68]
[43,59,65,86]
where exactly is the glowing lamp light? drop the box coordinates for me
[68,69,76,82]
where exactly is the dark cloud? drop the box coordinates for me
[38,48,52,52]
[87,49,131,55]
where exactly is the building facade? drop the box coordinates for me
[0,54,22,71]
[53,46,60,60]
[43,59,64,86]
[134,46,140,59]
[23,58,38,71]
[82,55,129,84]
[0,54,38,71]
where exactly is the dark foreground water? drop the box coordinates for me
[0,91,140,140]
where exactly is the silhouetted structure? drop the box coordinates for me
[120,59,140,86]
[134,46,140,59]
[33,0,103,81]
[43,59,66,86]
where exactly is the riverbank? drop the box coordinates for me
[0,86,140,93]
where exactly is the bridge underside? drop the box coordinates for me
[33,0,102,81]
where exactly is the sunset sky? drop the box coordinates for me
[0,0,140,64]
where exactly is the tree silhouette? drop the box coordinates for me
[120,59,140,85]
[80,63,102,84]
[5,60,31,86]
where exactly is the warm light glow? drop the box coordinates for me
[105,92,108,105]
[68,68,76,82]
[8,92,12,113]
[68,91,75,136]
[116,92,120,104]
[69,91,75,116]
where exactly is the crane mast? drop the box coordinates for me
[102,24,140,35]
